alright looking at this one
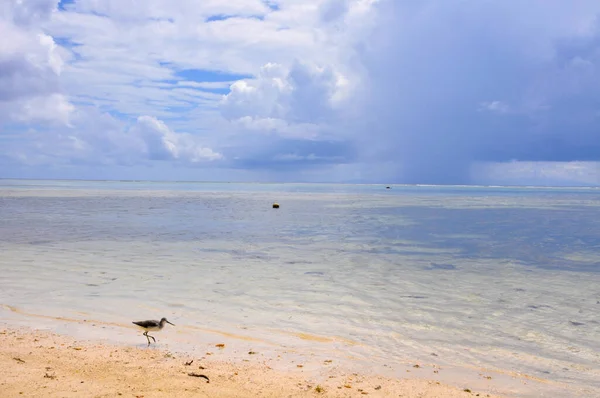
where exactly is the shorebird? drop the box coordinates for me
[132,317,175,346]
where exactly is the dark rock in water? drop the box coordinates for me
[569,321,585,327]
[304,271,324,276]
[514,288,526,292]
[400,295,427,299]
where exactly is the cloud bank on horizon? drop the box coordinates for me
[1,0,600,185]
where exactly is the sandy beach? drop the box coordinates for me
[1,327,503,398]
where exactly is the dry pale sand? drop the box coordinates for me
[0,328,502,398]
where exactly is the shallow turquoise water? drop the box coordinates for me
[0,180,599,397]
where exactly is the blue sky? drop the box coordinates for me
[1,0,600,186]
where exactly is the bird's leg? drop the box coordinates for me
[143,331,156,344]
[143,331,154,346]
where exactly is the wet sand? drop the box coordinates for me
[0,328,502,398]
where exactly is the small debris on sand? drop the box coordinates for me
[187,373,210,383]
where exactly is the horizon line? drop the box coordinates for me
[0,177,598,189]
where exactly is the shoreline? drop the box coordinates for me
[0,326,506,398]
[1,306,587,398]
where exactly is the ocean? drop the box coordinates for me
[1,179,599,397]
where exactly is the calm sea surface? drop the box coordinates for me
[1,180,599,397]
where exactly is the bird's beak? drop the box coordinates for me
[167,320,175,326]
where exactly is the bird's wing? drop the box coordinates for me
[133,320,158,328]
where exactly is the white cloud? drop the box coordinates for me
[130,115,222,163]
[479,101,511,114]
[231,116,323,140]
[3,0,57,27]
[0,0,74,126]
[10,93,74,125]
[67,0,271,21]
[219,60,355,140]
[2,109,221,167]
[221,63,292,121]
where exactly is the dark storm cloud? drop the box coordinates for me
[355,0,600,184]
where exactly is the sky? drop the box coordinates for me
[1,0,600,186]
